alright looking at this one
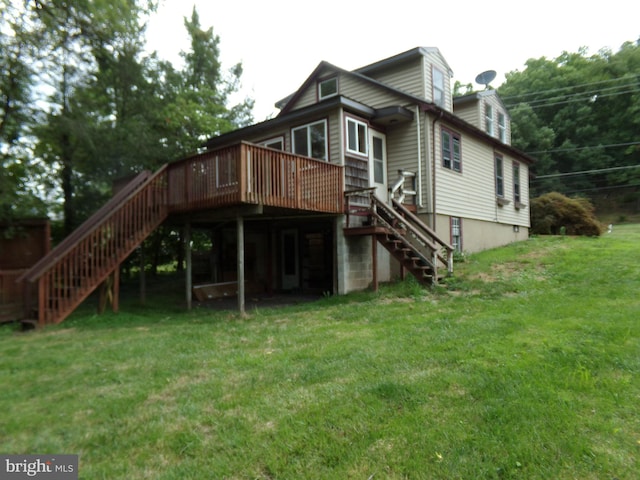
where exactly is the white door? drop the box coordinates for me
[281,229,299,290]
[370,131,387,200]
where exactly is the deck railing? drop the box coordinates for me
[19,169,169,326]
[167,142,344,213]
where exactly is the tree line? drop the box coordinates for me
[496,39,640,211]
[2,2,639,238]
[1,0,253,238]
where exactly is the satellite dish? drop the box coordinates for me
[475,70,497,89]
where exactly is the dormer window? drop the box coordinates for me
[432,67,445,107]
[498,113,506,142]
[485,104,494,136]
[318,77,338,100]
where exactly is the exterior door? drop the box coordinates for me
[281,229,299,290]
[370,131,387,200]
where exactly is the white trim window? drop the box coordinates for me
[318,77,338,100]
[346,117,368,156]
[261,136,284,150]
[451,217,462,252]
[485,103,494,136]
[292,120,328,161]
[441,128,462,172]
[498,113,506,143]
[513,162,521,204]
[495,154,504,197]
[432,67,445,107]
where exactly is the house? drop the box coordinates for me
[12,47,535,327]
[201,46,533,286]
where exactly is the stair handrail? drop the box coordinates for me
[391,198,454,274]
[390,170,417,204]
[18,167,166,284]
[371,195,443,265]
[369,203,436,271]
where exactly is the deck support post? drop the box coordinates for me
[237,215,246,315]
[372,233,379,292]
[139,245,146,306]
[185,222,192,310]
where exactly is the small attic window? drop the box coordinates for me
[318,77,338,100]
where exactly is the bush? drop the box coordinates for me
[530,192,604,236]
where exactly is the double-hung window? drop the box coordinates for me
[495,154,505,198]
[485,103,494,136]
[498,113,506,142]
[346,117,368,156]
[441,129,461,172]
[513,162,521,204]
[433,67,445,107]
[292,120,328,161]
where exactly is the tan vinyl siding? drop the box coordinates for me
[435,123,529,227]
[289,84,319,111]
[425,52,452,111]
[360,57,424,98]
[339,75,410,109]
[386,119,423,201]
[452,103,479,126]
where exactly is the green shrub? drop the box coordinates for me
[530,192,604,236]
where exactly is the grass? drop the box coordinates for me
[1,225,639,479]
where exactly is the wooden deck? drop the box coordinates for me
[166,142,344,214]
[6,142,344,327]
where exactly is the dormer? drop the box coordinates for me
[453,90,512,145]
[354,47,454,112]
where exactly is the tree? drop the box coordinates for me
[498,40,640,204]
[159,7,254,155]
[0,0,48,221]
[30,0,158,234]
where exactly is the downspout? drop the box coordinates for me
[431,109,444,230]
[415,105,423,207]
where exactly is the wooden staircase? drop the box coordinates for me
[345,190,453,286]
[18,168,169,328]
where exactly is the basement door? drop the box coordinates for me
[370,131,387,200]
[281,228,299,290]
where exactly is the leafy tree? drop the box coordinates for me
[0,0,48,221]
[498,40,640,204]
[160,7,254,155]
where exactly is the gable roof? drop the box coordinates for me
[355,46,454,77]
[454,89,511,118]
[205,49,535,165]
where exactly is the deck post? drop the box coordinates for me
[237,215,246,315]
[112,265,120,313]
[139,245,146,306]
[185,222,192,310]
[372,233,378,292]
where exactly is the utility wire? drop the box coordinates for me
[527,141,640,155]
[505,87,639,110]
[500,76,639,101]
[505,81,639,108]
[532,164,640,179]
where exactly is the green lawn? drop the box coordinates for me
[1,225,639,479]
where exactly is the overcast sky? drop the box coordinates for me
[146,0,640,121]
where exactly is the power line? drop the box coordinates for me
[560,182,640,194]
[527,141,640,155]
[500,76,638,101]
[505,81,639,108]
[505,87,639,110]
[533,164,640,179]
